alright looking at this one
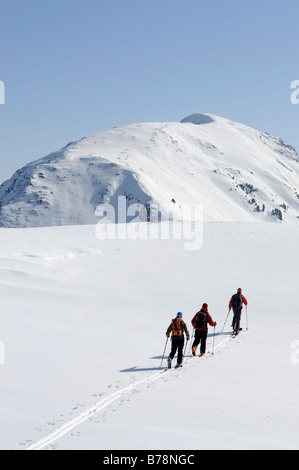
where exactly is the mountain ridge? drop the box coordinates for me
[1,113,299,227]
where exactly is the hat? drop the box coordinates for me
[176,312,183,318]
[202,303,208,311]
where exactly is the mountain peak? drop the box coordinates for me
[180,113,215,125]
[0,115,299,227]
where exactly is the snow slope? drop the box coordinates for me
[0,222,298,450]
[1,113,299,227]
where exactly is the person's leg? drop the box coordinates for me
[236,310,242,332]
[177,339,184,365]
[200,331,207,355]
[192,330,200,355]
[169,338,179,359]
[168,338,178,367]
[232,309,237,331]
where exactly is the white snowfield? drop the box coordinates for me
[0,222,299,450]
[1,113,299,228]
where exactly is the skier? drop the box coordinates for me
[229,288,248,334]
[166,312,190,368]
[191,303,216,357]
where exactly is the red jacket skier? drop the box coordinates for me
[191,303,216,357]
[229,289,248,310]
[229,288,248,334]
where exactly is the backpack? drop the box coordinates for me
[232,294,242,310]
[172,318,183,337]
[195,311,207,330]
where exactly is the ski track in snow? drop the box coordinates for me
[26,331,240,450]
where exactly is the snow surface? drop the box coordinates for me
[1,113,299,227]
[1,222,299,450]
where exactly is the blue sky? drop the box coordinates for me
[0,0,299,181]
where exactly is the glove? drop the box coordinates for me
[166,333,170,338]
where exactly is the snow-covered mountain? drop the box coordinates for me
[1,113,299,227]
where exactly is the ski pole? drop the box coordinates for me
[212,326,216,356]
[221,309,230,333]
[188,327,195,355]
[184,337,189,357]
[160,337,169,367]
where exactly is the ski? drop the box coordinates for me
[189,352,209,359]
[232,328,242,337]
[164,356,185,370]
[164,363,183,372]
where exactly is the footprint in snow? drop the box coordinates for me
[19,439,33,446]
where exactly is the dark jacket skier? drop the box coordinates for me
[191,303,216,356]
[166,312,190,368]
[229,288,248,334]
